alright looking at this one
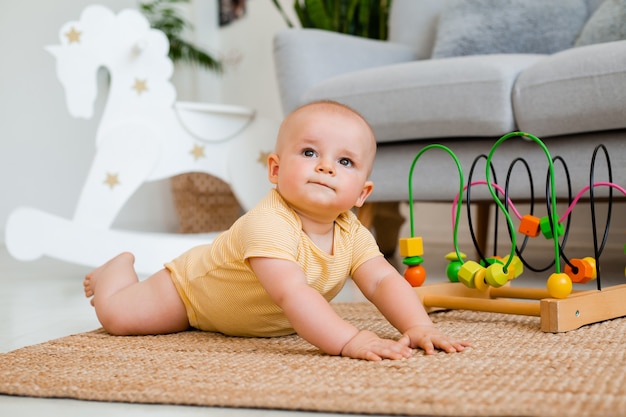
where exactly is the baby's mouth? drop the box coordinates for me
[310,180,334,190]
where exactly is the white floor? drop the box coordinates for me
[0,244,385,417]
[1,235,624,416]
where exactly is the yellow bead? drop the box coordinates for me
[457,260,482,289]
[399,237,424,258]
[582,257,597,279]
[547,273,572,299]
[503,255,524,279]
[444,251,467,261]
[485,263,509,288]
[474,267,489,291]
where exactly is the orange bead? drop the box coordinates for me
[404,265,426,287]
[547,273,572,299]
[519,214,541,237]
[564,258,596,284]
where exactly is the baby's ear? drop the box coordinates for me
[355,181,374,207]
[267,153,280,185]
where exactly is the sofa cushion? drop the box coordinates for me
[387,0,444,59]
[575,0,626,46]
[302,54,546,143]
[273,29,417,114]
[432,0,589,59]
[513,40,626,137]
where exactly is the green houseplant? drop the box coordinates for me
[272,0,392,40]
[139,0,223,72]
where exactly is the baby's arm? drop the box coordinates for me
[249,257,412,361]
[352,256,471,355]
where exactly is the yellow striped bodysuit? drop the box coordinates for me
[165,188,382,337]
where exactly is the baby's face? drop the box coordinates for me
[269,106,376,221]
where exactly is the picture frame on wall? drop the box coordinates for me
[219,0,246,26]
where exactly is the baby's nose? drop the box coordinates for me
[317,162,335,175]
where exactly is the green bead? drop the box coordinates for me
[480,257,503,268]
[446,261,462,283]
[402,256,424,266]
[539,216,564,239]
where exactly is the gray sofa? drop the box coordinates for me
[273,0,626,255]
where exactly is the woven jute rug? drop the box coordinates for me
[1,302,625,416]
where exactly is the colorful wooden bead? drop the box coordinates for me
[485,263,509,288]
[502,255,524,279]
[480,256,503,268]
[474,267,489,291]
[546,272,572,299]
[519,214,541,237]
[564,258,596,284]
[404,264,426,287]
[399,237,424,258]
[457,260,482,288]
[444,251,467,261]
[539,216,564,239]
[444,251,466,283]
[446,261,462,283]
[402,256,424,266]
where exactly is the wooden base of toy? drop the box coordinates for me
[414,282,626,332]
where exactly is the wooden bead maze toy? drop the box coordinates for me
[402,132,626,332]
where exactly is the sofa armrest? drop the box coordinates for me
[273,28,417,114]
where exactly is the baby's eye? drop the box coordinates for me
[302,149,317,158]
[339,158,353,167]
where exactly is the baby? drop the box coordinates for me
[84,100,470,361]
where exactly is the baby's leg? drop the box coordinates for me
[84,252,189,335]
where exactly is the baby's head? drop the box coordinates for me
[275,100,376,172]
[268,100,377,220]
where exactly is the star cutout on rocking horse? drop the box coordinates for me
[257,151,270,168]
[190,144,206,160]
[103,173,120,189]
[65,27,82,44]
[132,78,148,95]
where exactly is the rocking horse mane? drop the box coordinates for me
[49,4,176,118]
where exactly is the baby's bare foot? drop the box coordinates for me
[83,252,135,306]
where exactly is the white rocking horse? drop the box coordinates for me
[5,5,277,274]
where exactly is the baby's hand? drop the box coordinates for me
[340,330,412,361]
[401,325,471,355]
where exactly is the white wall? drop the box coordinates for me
[0,0,291,240]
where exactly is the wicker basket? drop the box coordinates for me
[170,173,242,233]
